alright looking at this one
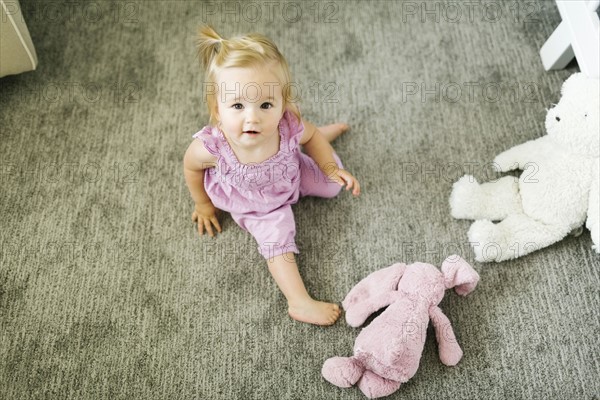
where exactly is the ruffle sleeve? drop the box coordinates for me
[280,110,305,152]
[192,125,220,157]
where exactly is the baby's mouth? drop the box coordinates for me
[243,130,260,135]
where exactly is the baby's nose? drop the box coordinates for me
[245,109,259,122]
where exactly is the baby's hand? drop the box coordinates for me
[331,168,361,196]
[192,200,222,237]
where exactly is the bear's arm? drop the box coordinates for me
[493,137,554,172]
[586,159,599,253]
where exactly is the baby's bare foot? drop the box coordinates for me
[318,123,349,143]
[288,299,341,326]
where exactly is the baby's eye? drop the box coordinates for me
[232,103,243,110]
[261,102,273,109]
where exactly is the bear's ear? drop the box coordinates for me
[561,73,600,103]
[561,73,585,97]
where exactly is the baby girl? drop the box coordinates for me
[183,26,360,326]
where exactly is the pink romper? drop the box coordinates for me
[193,110,343,260]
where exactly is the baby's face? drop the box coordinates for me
[215,66,285,151]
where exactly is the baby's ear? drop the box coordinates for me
[441,255,480,296]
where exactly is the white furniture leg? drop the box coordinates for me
[540,19,575,70]
[540,0,600,78]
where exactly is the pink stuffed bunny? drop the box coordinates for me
[322,255,480,399]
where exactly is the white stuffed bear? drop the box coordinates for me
[450,73,599,262]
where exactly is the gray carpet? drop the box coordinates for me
[1,0,599,399]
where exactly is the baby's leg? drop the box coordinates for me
[317,123,349,143]
[268,252,341,326]
[232,206,340,326]
[299,153,344,198]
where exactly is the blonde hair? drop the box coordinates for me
[196,25,301,126]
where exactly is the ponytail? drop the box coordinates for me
[196,25,224,69]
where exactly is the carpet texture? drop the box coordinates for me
[1,0,598,399]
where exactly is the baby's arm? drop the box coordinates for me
[183,140,221,236]
[300,119,360,196]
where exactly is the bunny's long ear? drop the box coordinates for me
[342,263,406,327]
[441,255,480,296]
